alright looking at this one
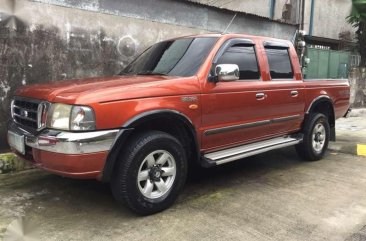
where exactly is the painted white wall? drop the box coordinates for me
[189,0,355,41]
[301,0,354,40]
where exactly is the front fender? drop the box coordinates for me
[100,109,199,182]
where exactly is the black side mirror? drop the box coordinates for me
[208,75,219,83]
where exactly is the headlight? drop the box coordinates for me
[47,104,96,131]
[70,106,96,130]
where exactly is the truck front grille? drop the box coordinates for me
[12,98,41,130]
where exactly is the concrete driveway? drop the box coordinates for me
[1,147,366,241]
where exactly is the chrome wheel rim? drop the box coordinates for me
[312,122,326,153]
[137,150,176,199]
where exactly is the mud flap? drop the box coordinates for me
[330,126,336,141]
[344,108,352,118]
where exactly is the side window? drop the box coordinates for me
[216,45,260,80]
[265,47,294,79]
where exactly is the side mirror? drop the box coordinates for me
[215,64,239,82]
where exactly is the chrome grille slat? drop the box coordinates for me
[12,97,41,130]
[13,113,38,123]
[13,105,38,114]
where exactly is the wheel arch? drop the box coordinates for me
[101,109,200,182]
[305,95,336,141]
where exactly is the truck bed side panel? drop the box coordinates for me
[303,79,350,119]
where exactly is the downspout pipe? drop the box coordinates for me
[270,0,276,20]
[309,0,315,36]
[301,0,305,30]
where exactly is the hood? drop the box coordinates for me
[15,75,200,104]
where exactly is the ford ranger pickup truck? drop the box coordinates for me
[7,33,350,215]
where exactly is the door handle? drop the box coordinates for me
[291,90,298,97]
[256,93,266,100]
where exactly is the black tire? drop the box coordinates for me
[295,113,330,161]
[111,130,187,215]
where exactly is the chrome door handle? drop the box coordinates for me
[256,93,266,100]
[291,90,298,97]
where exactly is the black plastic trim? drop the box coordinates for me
[304,96,336,141]
[200,156,217,168]
[263,41,289,49]
[100,128,134,182]
[100,109,200,182]
[204,115,301,136]
[212,38,255,64]
[122,109,194,127]
[204,120,270,136]
[271,115,301,123]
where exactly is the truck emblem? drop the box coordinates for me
[181,96,197,102]
[20,110,28,117]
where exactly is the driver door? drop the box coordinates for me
[200,38,273,151]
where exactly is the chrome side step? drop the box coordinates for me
[203,135,302,166]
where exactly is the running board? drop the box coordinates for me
[202,135,302,166]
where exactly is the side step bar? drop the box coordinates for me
[203,135,302,166]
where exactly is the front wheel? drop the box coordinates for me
[111,131,187,215]
[296,113,330,161]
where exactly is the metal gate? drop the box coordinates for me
[305,47,350,79]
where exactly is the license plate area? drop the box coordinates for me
[8,131,25,155]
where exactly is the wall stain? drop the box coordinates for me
[117,36,137,57]
[0,14,140,150]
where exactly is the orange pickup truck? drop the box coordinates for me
[8,33,350,214]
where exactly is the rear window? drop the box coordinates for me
[265,48,293,79]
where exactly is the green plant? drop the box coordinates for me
[347,0,366,66]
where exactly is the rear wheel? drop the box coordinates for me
[111,131,187,215]
[296,113,330,161]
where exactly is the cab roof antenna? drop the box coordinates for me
[222,13,237,35]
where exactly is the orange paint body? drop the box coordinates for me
[12,34,350,179]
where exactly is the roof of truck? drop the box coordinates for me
[166,33,291,44]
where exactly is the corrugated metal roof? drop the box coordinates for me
[186,0,268,17]
[185,0,297,26]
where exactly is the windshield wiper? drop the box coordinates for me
[136,71,168,76]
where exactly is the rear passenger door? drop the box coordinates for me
[261,41,305,135]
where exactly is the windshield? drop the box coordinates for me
[120,37,218,77]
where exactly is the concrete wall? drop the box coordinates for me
[190,0,355,41]
[273,0,300,23]
[303,0,354,40]
[349,68,366,108]
[0,0,297,151]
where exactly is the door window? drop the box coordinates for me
[216,45,260,80]
[265,48,294,79]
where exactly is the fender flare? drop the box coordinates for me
[100,109,199,182]
[306,95,333,115]
[305,95,336,141]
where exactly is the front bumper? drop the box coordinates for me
[7,121,120,179]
